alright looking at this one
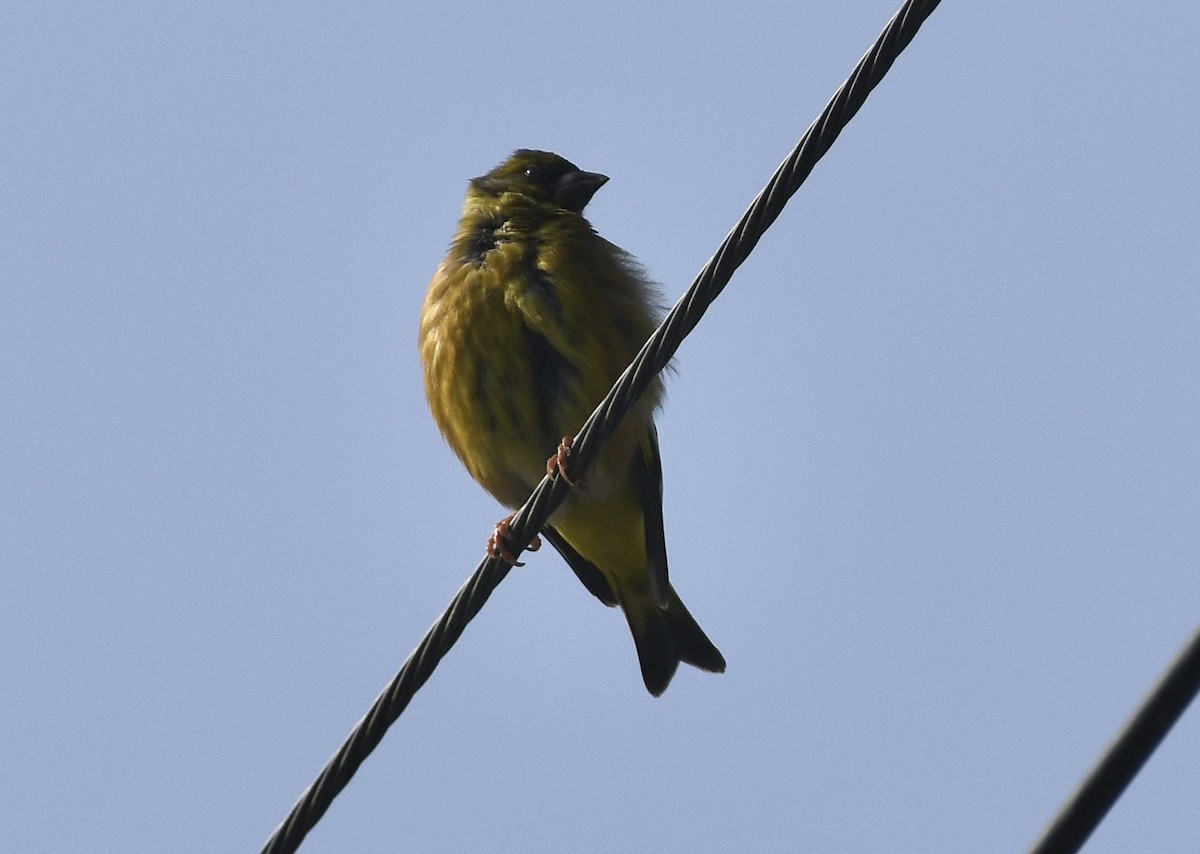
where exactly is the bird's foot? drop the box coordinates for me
[546,435,576,485]
[487,514,541,566]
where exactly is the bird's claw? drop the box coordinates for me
[487,514,541,566]
[546,435,575,485]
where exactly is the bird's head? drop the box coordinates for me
[469,150,608,214]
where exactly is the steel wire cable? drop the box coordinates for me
[263,3,945,850]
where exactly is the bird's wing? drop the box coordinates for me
[637,424,671,608]
[544,524,619,607]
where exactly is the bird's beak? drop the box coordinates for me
[554,170,609,213]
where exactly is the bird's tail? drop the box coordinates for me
[623,585,725,697]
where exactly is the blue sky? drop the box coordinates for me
[3,2,1198,851]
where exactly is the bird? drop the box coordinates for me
[419,149,725,696]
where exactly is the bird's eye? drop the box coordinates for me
[523,165,542,180]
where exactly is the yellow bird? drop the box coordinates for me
[420,150,724,695]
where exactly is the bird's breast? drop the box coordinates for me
[421,244,587,506]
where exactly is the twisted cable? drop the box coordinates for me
[262,2,944,850]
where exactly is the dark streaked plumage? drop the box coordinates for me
[420,150,724,695]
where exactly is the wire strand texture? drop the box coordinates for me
[262,2,944,851]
